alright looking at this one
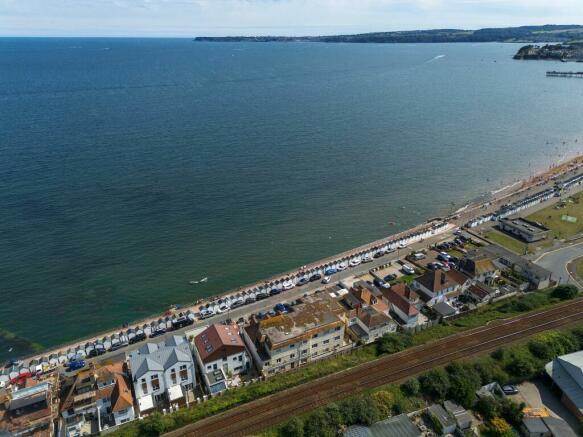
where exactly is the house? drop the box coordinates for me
[380,283,420,327]
[443,400,473,431]
[193,324,250,393]
[243,297,345,376]
[128,335,196,414]
[459,251,498,283]
[347,306,397,344]
[521,417,552,437]
[413,270,468,305]
[60,362,135,435]
[344,414,421,437]
[350,281,390,313]
[432,301,457,319]
[426,404,456,436]
[466,282,497,304]
[0,373,59,437]
[499,217,549,243]
[479,245,553,290]
[545,350,583,419]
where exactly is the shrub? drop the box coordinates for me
[281,416,304,437]
[552,284,578,300]
[370,390,395,417]
[475,396,500,420]
[303,410,336,437]
[420,368,450,400]
[401,378,421,397]
[446,362,481,408]
[376,332,413,355]
[505,350,538,379]
[488,417,514,437]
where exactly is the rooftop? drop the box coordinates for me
[501,216,549,235]
[475,245,552,280]
[194,324,245,363]
[545,350,583,416]
[129,336,193,381]
[344,414,420,437]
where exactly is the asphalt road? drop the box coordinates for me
[535,241,583,288]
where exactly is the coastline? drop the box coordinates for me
[12,152,583,364]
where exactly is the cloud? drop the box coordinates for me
[0,0,581,37]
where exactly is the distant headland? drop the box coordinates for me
[513,43,583,61]
[194,24,583,44]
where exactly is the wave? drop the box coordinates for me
[491,181,521,196]
[427,54,446,63]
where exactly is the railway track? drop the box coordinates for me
[166,299,583,437]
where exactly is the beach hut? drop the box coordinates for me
[58,351,68,365]
[102,336,112,351]
[67,348,76,361]
[85,342,95,357]
[157,319,166,331]
[144,323,152,337]
[186,310,195,321]
[19,363,31,377]
[49,354,59,367]
[9,366,20,382]
[75,346,86,359]
[40,356,49,371]
[119,331,129,345]
[94,341,105,355]
[111,333,120,348]
[28,359,40,375]
[127,329,136,342]
[164,317,173,330]
[0,369,10,384]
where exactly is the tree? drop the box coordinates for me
[499,398,525,426]
[281,417,304,437]
[303,410,336,437]
[528,339,554,360]
[505,351,537,379]
[139,412,168,436]
[420,368,450,400]
[323,403,344,429]
[376,333,413,355]
[446,362,480,408]
[474,360,494,385]
[371,390,395,417]
[474,396,500,421]
[401,378,421,397]
[552,284,578,301]
[488,417,514,437]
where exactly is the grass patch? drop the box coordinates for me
[528,192,583,239]
[484,229,527,255]
[110,287,570,437]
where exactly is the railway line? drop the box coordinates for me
[165,299,583,437]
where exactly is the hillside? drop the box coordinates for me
[513,43,583,61]
[194,25,583,44]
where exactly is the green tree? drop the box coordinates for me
[488,417,515,437]
[401,378,421,397]
[446,362,480,408]
[281,416,304,437]
[420,368,450,400]
[474,360,495,385]
[370,390,395,417]
[323,403,344,429]
[505,351,537,379]
[475,396,500,421]
[139,413,168,436]
[303,410,336,437]
[376,333,413,355]
[552,284,578,300]
[528,339,554,360]
[499,397,525,426]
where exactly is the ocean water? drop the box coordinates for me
[1,38,583,360]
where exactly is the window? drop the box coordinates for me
[289,343,295,348]
[170,368,177,385]
[151,375,160,391]
[207,365,212,371]
[302,349,308,355]
[334,336,341,341]
[213,363,217,370]
[179,365,188,382]
[312,343,318,348]
[323,339,330,344]
[313,333,319,338]
[290,354,295,359]
[141,378,148,394]
[276,358,282,363]
[335,326,341,331]
[238,355,243,361]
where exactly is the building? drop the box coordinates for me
[545,350,583,420]
[459,252,498,283]
[193,324,250,393]
[479,245,553,290]
[0,374,59,437]
[465,282,497,304]
[432,301,457,318]
[521,417,552,437]
[426,404,456,436]
[413,270,469,305]
[350,281,389,313]
[128,335,196,414]
[499,217,549,243]
[347,306,397,344]
[443,400,473,431]
[60,362,135,435]
[541,417,578,437]
[344,414,421,437]
[243,297,345,376]
[380,283,420,327]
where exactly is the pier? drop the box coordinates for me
[546,71,583,78]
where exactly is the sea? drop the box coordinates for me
[1,38,583,361]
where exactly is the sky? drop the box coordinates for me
[0,0,582,37]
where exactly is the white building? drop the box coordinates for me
[128,335,196,414]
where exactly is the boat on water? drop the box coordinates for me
[189,276,208,285]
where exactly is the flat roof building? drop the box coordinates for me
[546,350,583,420]
[499,217,549,243]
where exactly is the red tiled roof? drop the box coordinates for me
[382,288,419,317]
[111,374,134,413]
[194,324,245,363]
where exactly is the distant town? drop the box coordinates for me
[1,156,583,437]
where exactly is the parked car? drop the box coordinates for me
[297,277,309,286]
[502,385,519,395]
[67,359,86,371]
[373,251,385,258]
[274,303,288,314]
[401,264,415,275]
[310,273,322,281]
[322,276,331,284]
[383,274,397,282]
[412,253,426,260]
[373,278,386,288]
[325,267,337,275]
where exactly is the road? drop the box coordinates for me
[535,241,583,288]
[164,298,583,437]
